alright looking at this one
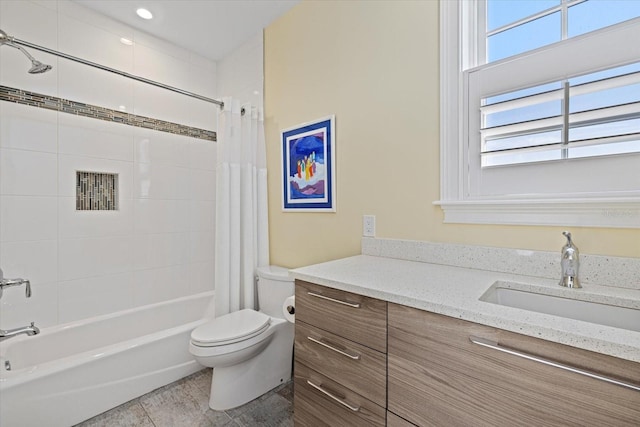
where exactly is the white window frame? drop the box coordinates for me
[436,0,640,228]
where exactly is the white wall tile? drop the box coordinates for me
[58,272,134,323]
[189,231,215,264]
[58,113,134,161]
[133,31,190,64]
[1,148,57,196]
[134,129,190,167]
[133,162,191,200]
[187,59,217,99]
[132,264,191,306]
[57,0,133,41]
[0,196,57,242]
[57,59,135,113]
[133,43,189,89]
[58,154,133,199]
[0,1,58,50]
[189,140,217,171]
[0,1,57,96]
[189,200,215,232]
[0,0,231,328]
[132,232,190,271]
[189,261,215,294]
[0,102,57,153]
[0,239,57,285]
[58,197,134,238]
[58,15,134,73]
[131,83,216,131]
[189,169,216,201]
[133,199,190,234]
[0,49,58,97]
[58,236,134,281]
[0,281,58,328]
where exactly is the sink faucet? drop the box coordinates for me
[559,231,581,288]
[0,322,40,342]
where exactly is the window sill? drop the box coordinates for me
[434,198,640,228]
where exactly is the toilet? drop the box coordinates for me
[189,265,295,410]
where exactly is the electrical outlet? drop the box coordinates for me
[363,215,376,237]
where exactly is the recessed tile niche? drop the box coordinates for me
[76,171,118,211]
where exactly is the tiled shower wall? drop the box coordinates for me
[0,0,218,327]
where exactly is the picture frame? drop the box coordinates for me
[281,115,336,212]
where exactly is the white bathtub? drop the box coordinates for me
[0,291,214,427]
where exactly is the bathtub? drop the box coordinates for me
[0,291,214,427]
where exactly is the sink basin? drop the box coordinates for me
[480,284,640,333]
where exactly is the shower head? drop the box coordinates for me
[0,29,53,74]
[28,60,52,74]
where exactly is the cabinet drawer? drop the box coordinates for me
[295,280,387,352]
[388,303,640,427]
[295,321,387,406]
[387,411,417,427]
[294,362,385,427]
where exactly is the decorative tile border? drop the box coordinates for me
[361,237,640,290]
[0,85,216,142]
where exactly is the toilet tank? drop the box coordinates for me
[256,265,294,319]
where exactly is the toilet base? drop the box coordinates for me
[209,319,294,410]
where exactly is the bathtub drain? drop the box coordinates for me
[4,360,11,371]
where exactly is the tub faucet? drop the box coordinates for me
[0,267,31,299]
[0,322,40,342]
[559,231,581,289]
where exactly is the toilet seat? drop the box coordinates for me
[191,309,271,347]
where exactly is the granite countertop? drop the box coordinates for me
[290,255,640,363]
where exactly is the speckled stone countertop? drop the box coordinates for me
[290,255,640,363]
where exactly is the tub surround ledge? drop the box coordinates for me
[290,252,640,364]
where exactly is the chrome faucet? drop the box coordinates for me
[0,267,31,299]
[559,231,581,288]
[0,322,40,341]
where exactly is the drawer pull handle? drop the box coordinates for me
[307,291,361,308]
[469,336,640,392]
[306,380,360,412]
[307,336,361,360]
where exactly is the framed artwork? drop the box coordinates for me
[281,115,336,212]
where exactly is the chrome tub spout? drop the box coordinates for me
[0,322,40,342]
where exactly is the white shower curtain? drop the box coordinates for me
[214,98,270,317]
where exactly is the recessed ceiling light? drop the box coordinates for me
[136,8,153,20]
[120,38,133,46]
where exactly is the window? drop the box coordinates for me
[438,0,640,228]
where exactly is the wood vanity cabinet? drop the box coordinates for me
[388,303,640,427]
[293,280,388,427]
[293,279,639,426]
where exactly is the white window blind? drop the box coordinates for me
[465,20,640,200]
[437,0,640,227]
[481,62,640,167]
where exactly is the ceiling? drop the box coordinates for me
[74,0,299,61]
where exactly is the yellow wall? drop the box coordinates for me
[264,0,640,268]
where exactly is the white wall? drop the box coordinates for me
[216,32,264,108]
[0,0,218,328]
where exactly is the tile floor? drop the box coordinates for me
[75,369,294,427]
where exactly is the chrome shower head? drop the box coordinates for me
[28,60,52,74]
[0,28,52,74]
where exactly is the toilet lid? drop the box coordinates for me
[191,309,271,346]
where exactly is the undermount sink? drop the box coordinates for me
[480,283,640,333]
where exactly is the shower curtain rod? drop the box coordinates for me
[5,32,224,107]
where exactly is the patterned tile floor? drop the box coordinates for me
[75,369,294,427]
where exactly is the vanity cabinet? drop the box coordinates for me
[388,303,640,427]
[293,280,388,427]
[293,279,640,426]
